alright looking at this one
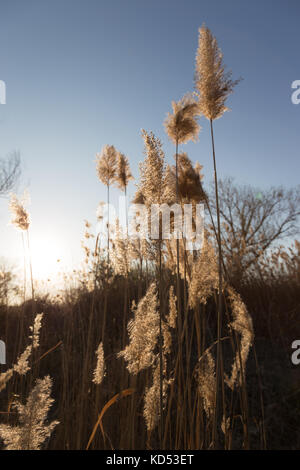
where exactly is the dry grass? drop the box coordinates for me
[0,252,299,449]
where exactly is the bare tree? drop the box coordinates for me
[0,152,21,197]
[208,177,300,279]
[0,261,17,306]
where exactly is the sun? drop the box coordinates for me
[28,234,67,281]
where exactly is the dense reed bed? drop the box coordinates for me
[0,250,299,450]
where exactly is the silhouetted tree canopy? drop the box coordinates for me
[0,152,21,197]
[208,177,300,279]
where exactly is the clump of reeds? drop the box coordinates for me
[164,96,201,342]
[0,312,44,391]
[118,283,159,374]
[188,234,219,308]
[117,279,176,436]
[143,299,175,434]
[0,376,58,450]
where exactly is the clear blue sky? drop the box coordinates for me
[0,0,299,280]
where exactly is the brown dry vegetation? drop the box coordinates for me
[0,247,300,449]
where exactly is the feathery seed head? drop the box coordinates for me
[225,287,254,390]
[96,144,117,186]
[9,193,30,231]
[93,342,106,385]
[115,151,133,191]
[0,376,59,450]
[0,369,13,393]
[196,350,216,419]
[111,219,130,275]
[132,188,146,205]
[195,25,240,120]
[167,286,177,329]
[188,234,219,307]
[143,357,171,432]
[139,130,165,207]
[29,313,44,349]
[118,283,159,374]
[13,346,32,376]
[176,152,206,204]
[164,93,201,144]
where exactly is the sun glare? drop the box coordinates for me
[29,236,66,281]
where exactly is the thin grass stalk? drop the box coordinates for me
[174,139,185,449]
[253,345,267,449]
[225,296,250,448]
[17,232,27,361]
[203,191,229,279]
[106,183,110,281]
[76,235,102,448]
[181,238,193,448]
[22,232,26,302]
[236,334,250,449]
[209,118,224,447]
[158,236,164,449]
[175,139,182,332]
[122,185,130,351]
[183,310,195,448]
[223,292,249,449]
[26,229,34,302]
[102,183,110,341]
